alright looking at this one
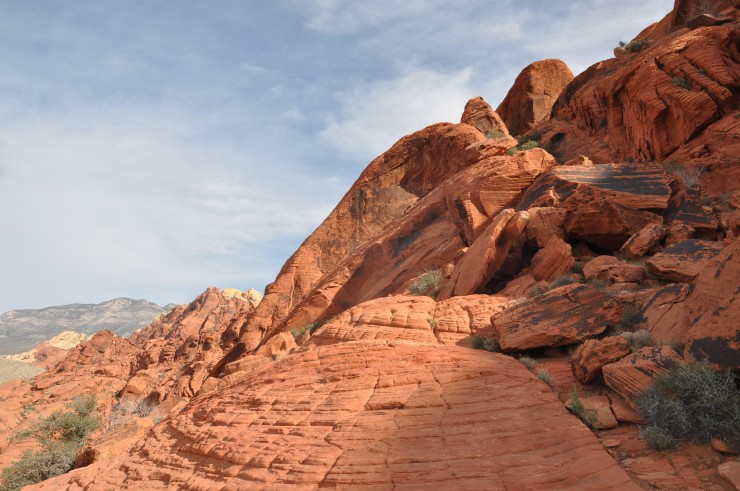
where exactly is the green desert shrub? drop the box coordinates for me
[636,363,740,450]
[618,303,644,330]
[1,395,100,491]
[518,356,537,370]
[535,367,552,386]
[671,76,691,89]
[619,329,655,352]
[290,322,321,339]
[409,268,442,297]
[568,387,598,430]
[624,39,650,52]
[550,274,576,289]
[470,334,500,352]
[571,262,585,275]
[485,130,505,139]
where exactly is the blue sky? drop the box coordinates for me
[0,0,673,312]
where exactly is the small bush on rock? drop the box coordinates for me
[409,268,442,298]
[637,363,740,450]
[485,130,505,139]
[1,395,100,491]
[618,303,644,330]
[624,39,650,52]
[671,76,690,89]
[471,334,500,352]
[518,356,537,370]
[535,367,552,386]
[619,329,655,352]
[290,322,321,339]
[550,274,576,289]
[568,387,598,430]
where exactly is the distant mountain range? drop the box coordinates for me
[0,298,175,355]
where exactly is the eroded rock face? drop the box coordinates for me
[460,96,509,136]
[645,239,724,282]
[530,237,575,281]
[36,342,638,490]
[583,255,645,283]
[571,336,631,383]
[493,284,620,351]
[603,346,683,409]
[497,59,574,136]
[620,223,667,259]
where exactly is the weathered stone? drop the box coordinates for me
[580,396,619,430]
[565,200,663,251]
[718,462,740,490]
[583,255,645,283]
[571,336,631,383]
[620,223,667,259]
[497,59,574,136]
[665,222,695,246]
[603,346,683,409]
[530,237,575,282]
[608,392,644,424]
[645,239,724,283]
[493,284,620,351]
[460,96,510,136]
[523,206,568,247]
[640,284,690,346]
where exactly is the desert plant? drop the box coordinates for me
[409,268,442,297]
[624,39,650,52]
[535,367,552,386]
[619,329,655,352]
[636,363,740,450]
[618,303,644,330]
[671,76,690,89]
[485,130,505,139]
[587,278,609,291]
[2,395,100,491]
[527,284,548,298]
[568,387,598,429]
[470,334,500,352]
[290,322,321,339]
[571,262,585,275]
[427,318,438,330]
[518,356,537,370]
[663,161,705,187]
[550,273,576,289]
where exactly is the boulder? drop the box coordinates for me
[645,239,724,283]
[619,223,667,259]
[602,346,683,409]
[460,96,510,136]
[579,396,619,430]
[523,207,568,247]
[608,392,644,424]
[565,200,663,251]
[496,59,574,136]
[433,295,509,344]
[665,222,695,246]
[493,284,620,351]
[571,336,631,383]
[718,462,740,490]
[640,284,690,346]
[583,255,645,283]
[529,237,575,282]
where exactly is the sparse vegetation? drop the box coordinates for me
[290,322,321,339]
[518,356,537,370]
[485,130,505,139]
[587,278,609,291]
[427,318,438,330]
[571,262,585,275]
[662,160,705,187]
[535,367,552,386]
[567,387,599,429]
[622,39,650,52]
[671,76,691,89]
[637,363,740,450]
[470,334,500,352]
[527,284,548,298]
[1,395,100,491]
[618,303,644,330]
[409,268,442,298]
[550,273,576,289]
[619,329,655,352]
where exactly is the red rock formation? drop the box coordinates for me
[536,4,739,195]
[529,237,575,281]
[620,223,667,258]
[493,284,620,351]
[496,59,574,136]
[460,96,509,136]
[571,336,631,383]
[602,346,684,409]
[640,283,691,345]
[645,238,724,282]
[583,255,645,283]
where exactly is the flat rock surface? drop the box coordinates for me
[35,342,639,490]
[645,239,724,283]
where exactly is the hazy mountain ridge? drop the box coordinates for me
[0,298,172,355]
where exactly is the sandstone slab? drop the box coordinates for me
[571,336,631,383]
[645,239,724,283]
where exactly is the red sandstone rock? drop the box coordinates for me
[602,346,683,409]
[683,237,740,370]
[523,206,568,247]
[645,239,724,282]
[608,392,644,424]
[665,222,696,246]
[583,255,645,283]
[433,295,509,344]
[571,336,631,383]
[620,223,667,259]
[497,59,574,136]
[580,396,619,430]
[33,341,638,490]
[640,284,690,345]
[719,462,740,490]
[493,284,620,351]
[460,96,510,136]
[566,200,663,251]
[530,237,575,282]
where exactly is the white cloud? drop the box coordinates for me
[319,66,475,161]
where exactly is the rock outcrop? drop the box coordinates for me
[496,59,574,136]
